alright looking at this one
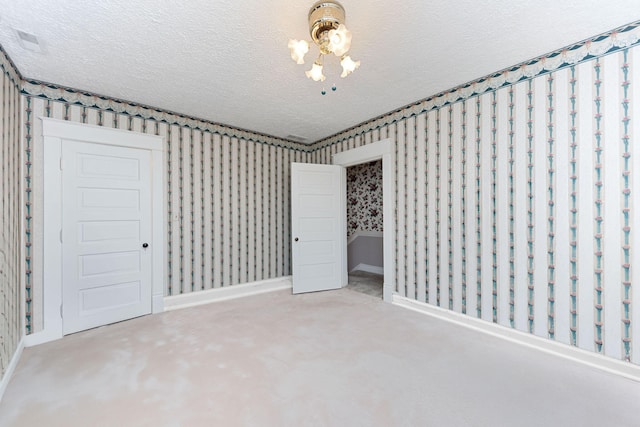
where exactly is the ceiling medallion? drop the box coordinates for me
[288,1,360,95]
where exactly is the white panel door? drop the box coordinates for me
[291,163,345,294]
[62,140,152,334]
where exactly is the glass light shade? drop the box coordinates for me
[327,24,352,57]
[305,62,326,81]
[288,39,309,64]
[340,55,360,78]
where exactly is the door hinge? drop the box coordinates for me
[59,157,63,170]
[60,229,63,243]
[60,304,63,318]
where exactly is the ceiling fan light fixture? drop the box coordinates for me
[289,1,359,92]
[308,1,345,45]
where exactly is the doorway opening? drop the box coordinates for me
[333,139,394,302]
[345,160,383,298]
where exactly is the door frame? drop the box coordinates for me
[333,138,395,302]
[37,118,165,344]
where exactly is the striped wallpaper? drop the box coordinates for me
[21,88,309,333]
[311,25,640,365]
[2,19,639,370]
[0,47,22,381]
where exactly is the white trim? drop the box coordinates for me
[0,337,24,402]
[333,139,395,302]
[333,140,391,166]
[393,295,640,382]
[39,118,165,344]
[38,118,162,150]
[23,328,62,347]
[350,264,384,275]
[42,134,63,343]
[339,166,347,288]
[151,148,165,314]
[347,230,383,245]
[164,277,292,311]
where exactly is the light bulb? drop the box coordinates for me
[327,24,352,57]
[305,62,326,82]
[329,32,342,47]
[288,39,309,64]
[340,55,360,78]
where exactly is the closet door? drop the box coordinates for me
[291,163,346,294]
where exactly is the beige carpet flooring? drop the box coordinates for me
[347,271,383,298]
[1,288,639,427]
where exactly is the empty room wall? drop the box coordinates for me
[310,23,640,365]
[0,47,22,383]
[20,81,309,334]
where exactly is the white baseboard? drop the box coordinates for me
[0,337,25,402]
[350,263,384,275]
[392,295,640,382]
[347,230,383,245]
[152,294,164,314]
[164,276,292,311]
[25,278,292,345]
[23,328,62,347]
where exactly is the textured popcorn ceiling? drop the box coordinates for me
[1,0,639,143]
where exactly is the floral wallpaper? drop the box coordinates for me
[347,160,383,237]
